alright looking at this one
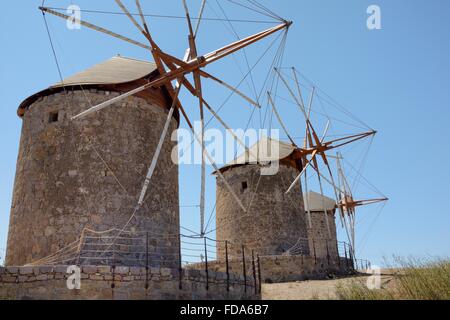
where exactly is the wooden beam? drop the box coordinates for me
[114,0,145,34]
[180,108,247,213]
[204,22,290,65]
[137,83,183,207]
[267,92,296,145]
[70,19,289,120]
[39,7,151,50]
[201,71,260,108]
[285,149,318,194]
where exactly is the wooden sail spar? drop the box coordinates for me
[335,153,388,257]
[270,66,379,240]
[40,1,290,236]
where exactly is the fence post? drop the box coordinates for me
[204,237,209,291]
[111,265,116,289]
[325,239,330,266]
[257,254,262,294]
[349,245,355,270]
[112,232,116,290]
[178,234,182,290]
[145,232,149,290]
[76,229,85,266]
[242,245,247,295]
[225,240,230,292]
[343,243,349,269]
[312,238,317,265]
[112,238,116,268]
[335,240,341,268]
[252,250,257,295]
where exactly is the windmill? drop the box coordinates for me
[269,67,388,258]
[335,152,388,258]
[269,67,376,239]
[39,0,292,237]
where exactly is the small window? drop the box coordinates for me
[48,111,59,123]
[241,181,248,191]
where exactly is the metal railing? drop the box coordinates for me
[25,226,373,293]
[181,236,261,294]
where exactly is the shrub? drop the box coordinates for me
[336,257,450,300]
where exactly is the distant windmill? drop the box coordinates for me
[269,67,376,238]
[335,152,388,258]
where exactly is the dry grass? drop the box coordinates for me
[336,257,450,300]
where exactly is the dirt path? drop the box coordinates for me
[262,275,395,300]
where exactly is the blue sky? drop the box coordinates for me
[1,0,449,266]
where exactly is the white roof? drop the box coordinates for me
[18,55,158,117]
[218,136,296,171]
[304,191,336,212]
[51,55,157,88]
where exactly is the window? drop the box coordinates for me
[48,111,59,123]
[241,181,248,191]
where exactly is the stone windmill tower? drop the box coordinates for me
[215,136,310,259]
[304,191,338,259]
[6,56,180,267]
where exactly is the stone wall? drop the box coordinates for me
[0,265,258,300]
[216,164,309,259]
[190,255,354,284]
[6,89,179,267]
[307,210,338,259]
[256,255,353,283]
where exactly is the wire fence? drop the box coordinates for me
[354,258,371,271]
[26,230,262,294]
[28,228,180,268]
[181,236,260,294]
[24,227,372,293]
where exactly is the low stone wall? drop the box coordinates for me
[257,255,353,283]
[191,255,354,284]
[0,265,258,300]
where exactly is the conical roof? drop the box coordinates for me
[51,55,157,88]
[216,136,297,173]
[18,55,158,117]
[304,191,336,212]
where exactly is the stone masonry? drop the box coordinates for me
[6,89,179,267]
[216,164,309,259]
[0,265,257,300]
[307,210,339,260]
[189,255,354,284]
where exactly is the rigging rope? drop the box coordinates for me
[279,68,374,131]
[43,6,277,24]
[225,0,283,21]
[214,0,260,106]
[201,31,289,235]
